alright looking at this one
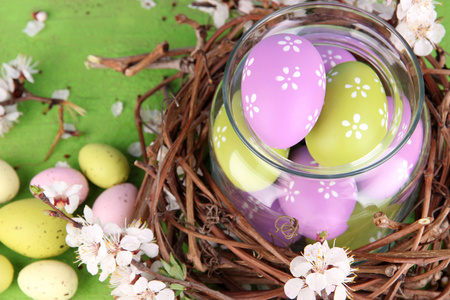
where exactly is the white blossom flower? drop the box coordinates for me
[55,161,71,168]
[238,0,254,14]
[75,223,108,276]
[0,77,12,101]
[140,107,162,134]
[134,278,175,300]
[396,19,445,56]
[0,104,22,138]
[42,180,83,214]
[189,0,230,28]
[139,0,156,10]
[126,220,159,258]
[284,241,355,300]
[33,11,48,22]
[7,54,39,83]
[23,20,45,37]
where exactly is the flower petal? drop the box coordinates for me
[148,280,166,293]
[297,286,316,300]
[305,272,327,293]
[116,250,133,266]
[334,284,347,300]
[155,288,175,300]
[141,242,159,258]
[120,235,141,251]
[290,257,312,278]
[284,278,304,299]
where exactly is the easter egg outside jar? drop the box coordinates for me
[78,143,130,189]
[92,183,138,227]
[0,198,69,258]
[0,254,14,294]
[211,87,289,192]
[0,159,20,204]
[306,61,389,167]
[241,33,326,149]
[30,167,89,214]
[18,260,78,300]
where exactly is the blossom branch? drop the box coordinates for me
[131,259,234,300]
[29,185,82,229]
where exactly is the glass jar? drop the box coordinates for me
[209,2,430,249]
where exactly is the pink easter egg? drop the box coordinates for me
[357,119,424,204]
[30,167,89,204]
[277,176,358,239]
[234,187,299,246]
[241,33,326,148]
[92,183,138,227]
[315,45,356,72]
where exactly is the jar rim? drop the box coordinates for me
[222,1,424,179]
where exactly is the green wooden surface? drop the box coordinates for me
[0,1,208,299]
[0,1,449,299]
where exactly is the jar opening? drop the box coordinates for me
[221,2,424,179]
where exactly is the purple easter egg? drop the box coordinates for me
[231,187,300,246]
[277,174,358,239]
[357,119,424,204]
[289,145,320,167]
[315,45,356,72]
[387,95,412,149]
[241,33,326,148]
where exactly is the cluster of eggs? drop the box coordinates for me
[0,143,138,299]
[213,33,424,245]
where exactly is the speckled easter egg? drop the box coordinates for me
[92,183,138,226]
[306,61,388,167]
[18,260,78,300]
[278,147,358,239]
[0,254,14,294]
[78,143,130,188]
[212,90,289,192]
[241,33,326,148]
[0,159,20,203]
[315,45,356,72]
[30,167,89,204]
[0,198,69,258]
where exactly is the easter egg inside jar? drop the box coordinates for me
[210,2,430,250]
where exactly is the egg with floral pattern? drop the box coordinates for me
[277,152,358,239]
[241,33,326,149]
[305,61,388,167]
[212,90,289,192]
[315,45,356,72]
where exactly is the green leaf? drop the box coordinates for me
[29,185,44,195]
[170,283,185,291]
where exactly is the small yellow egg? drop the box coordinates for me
[18,260,78,300]
[0,254,14,294]
[0,159,20,203]
[78,143,130,188]
[0,198,69,258]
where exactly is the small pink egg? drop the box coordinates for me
[315,45,356,72]
[30,167,89,204]
[241,33,326,148]
[92,183,138,227]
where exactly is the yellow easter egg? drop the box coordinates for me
[0,198,69,258]
[18,260,78,300]
[0,254,14,294]
[78,143,130,188]
[0,159,20,203]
